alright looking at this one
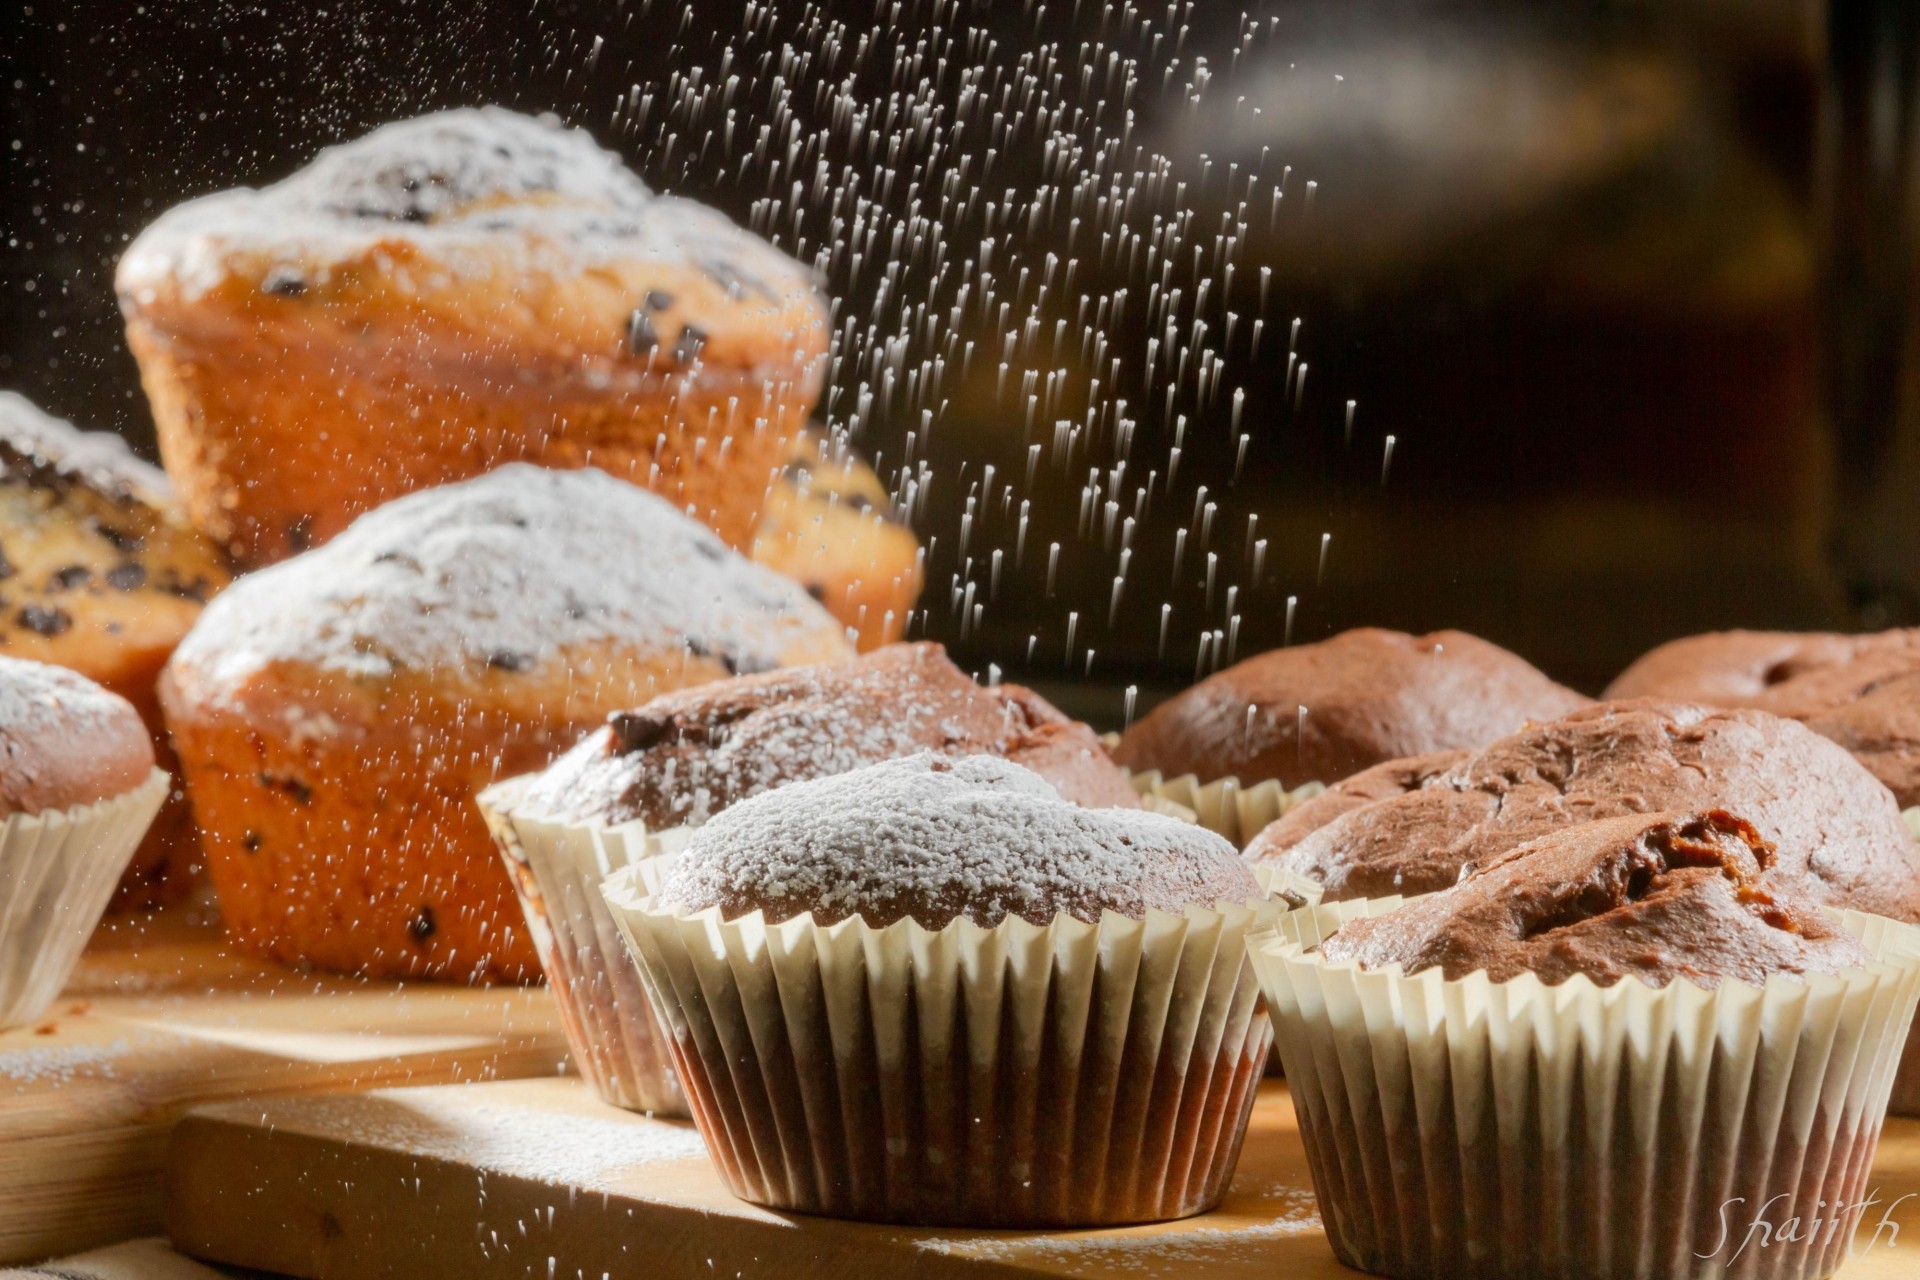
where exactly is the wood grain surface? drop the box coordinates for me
[0,910,568,1266]
[163,1073,1920,1279]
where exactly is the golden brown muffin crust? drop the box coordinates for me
[1114,627,1589,788]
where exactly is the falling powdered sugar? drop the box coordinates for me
[655,752,1256,929]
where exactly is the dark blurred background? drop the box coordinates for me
[6,0,1920,722]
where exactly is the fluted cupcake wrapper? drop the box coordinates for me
[0,769,169,1031]
[477,779,687,1117]
[1878,807,1920,1117]
[1253,898,1920,1280]
[1903,806,1918,841]
[1122,767,1324,848]
[601,862,1287,1227]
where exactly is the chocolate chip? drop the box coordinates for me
[257,772,313,805]
[90,522,145,554]
[673,324,709,364]
[105,562,147,591]
[0,543,12,581]
[262,269,308,298]
[48,564,91,590]
[408,905,437,944]
[804,582,827,603]
[608,710,676,754]
[286,516,314,553]
[626,308,659,355]
[17,605,70,637]
[487,650,534,673]
[241,831,263,853]
[644,289,675,311]
[156,575,215,604]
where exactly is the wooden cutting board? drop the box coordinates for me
[1,908,568,1267]
[164,1075,1920,1279]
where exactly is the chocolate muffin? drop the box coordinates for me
[1255,809,1920,1280]
[605,752,1280,1226]
[1607,628,1920,807]
[1250,699,1920,919]
[1114,628,1588,789]
[516,642,1138,829]
[1318,810,1871,989]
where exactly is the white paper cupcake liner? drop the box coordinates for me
[602,862,1288,1227]
[1253,897,1920,1280]
[1904,805,1919,842]
[0,768,169,1030]
[1123,768,1325,848]
[477,779,687,1117]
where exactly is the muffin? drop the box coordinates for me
[1249,699,1920,918]
[118,106,828,566]
[161,464,851,983]
[482,642,1136,1113]
[749,431,921,651]
[1607,628,1920,806]
[0,392,230,907]
[1256,809,1920,1280]
[601,753,1280,1226]
[1114,628,1589,792]
[0,656,169,1028]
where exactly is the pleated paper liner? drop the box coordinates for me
[601,862,1290,1228]
[1906,805,1919,841]
[0,768,169,1030]
[1124,770,1324,848]
[1253,897,1920,1280]
[477,778,687,1117]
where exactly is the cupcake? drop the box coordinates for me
[0,394,230,909]
[1113,628,1588,843]
[1607,628,1920,807]
[1256,809,1920,1280]
[749,431,922,652]
[0,656,169,1028]
[599,753,1280,1226]
[481,643,1137,1114]
[161,464,850,983]
[118,107,828,565]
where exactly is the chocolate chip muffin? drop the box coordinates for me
[119,107,827,564]
[1250,699,1920,918]
[161,464,851,982]
[0,392,230,906]
[516,641,1137,830]
[1114,628,1589,789]
[1607,628,1920,806]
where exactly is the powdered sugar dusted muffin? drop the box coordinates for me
[0,656,168,1028]
[655,753,1245,928]
[1607,628,1920,806]
[1114,628,1589,790]
[604,752,1279,1225]
[517,642,1137,830]
[0,393,229,907]
[119,107,828,565]
[162,464,851,982]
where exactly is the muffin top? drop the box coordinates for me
[164,464,851,718]
[516,642,1138,828]
[118,107,824,383]
[1251,699,1920,921]
[652,753,1257,929]
[1317,810,1872,990]
[1113,628,1589,789]
[0,655,154,817]
[0,393,229,688]
[1607,629,1920,807]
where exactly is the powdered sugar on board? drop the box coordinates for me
[120,106,815,304]
[251,1088,707,1189]
[170,464,849,688]
[655,752,1255,928]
